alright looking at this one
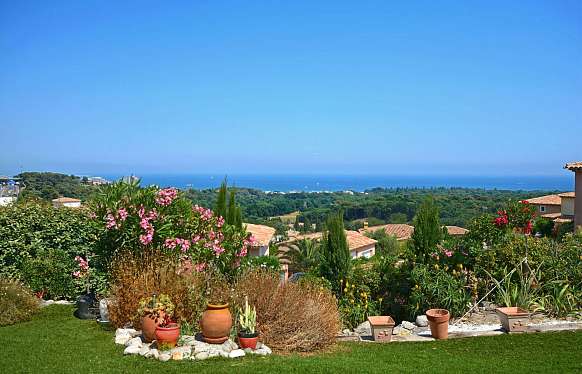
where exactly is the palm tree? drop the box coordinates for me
[287,239,320,272]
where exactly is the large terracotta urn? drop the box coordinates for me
[200,303,232,344]
[141,315,160,343]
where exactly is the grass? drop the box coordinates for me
[1,305,581,373]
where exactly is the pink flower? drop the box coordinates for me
[164,238,177,249]
[217,216,225,228]
[443,249,453,258]
[117,208,128,221]
[192,235,201,243]
[194,263,207,272]
[89,212,97,219]
[238,245,248,257]
[72,271,82,278]
[105,213,117,229]
[140,233,153,245]
[193,205,213,220]
[212,244,225,256]
[155,188,178,206]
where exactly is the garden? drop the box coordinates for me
[1,181,581,372]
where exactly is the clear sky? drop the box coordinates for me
[1,1,581,176]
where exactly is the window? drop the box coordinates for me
[540,206,546,213]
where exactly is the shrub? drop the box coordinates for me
[408,264,471,318]
[0,278,39,326]
[234,270,340,352]
[107,250,206,328]
[20,249,79,300]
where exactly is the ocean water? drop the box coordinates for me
[102,174,573,192]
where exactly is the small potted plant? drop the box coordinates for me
[155,314,181,348]
[238,296,258,349]
[137,293,174,343]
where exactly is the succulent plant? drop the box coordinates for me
[238,296,256,335]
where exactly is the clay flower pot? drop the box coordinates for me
[141,315,160,343]
[426,309,450,340]
[238,333,259,349]
[155,323,180,348]
[200,303,232,344]
[495,307,529,333]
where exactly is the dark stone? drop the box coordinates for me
[75,293,99,319]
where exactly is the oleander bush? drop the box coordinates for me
[0,278,40,326]
[233,269,340,352]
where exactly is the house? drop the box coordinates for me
[525,194,563,216]
[283,230,377,259]
[564,161,582,229]
[244,223,276,256]
[359,224,415,241]
[445,226,469,236]
[52,197,82,208]
[0,176,22,206]
[558,192,575,219]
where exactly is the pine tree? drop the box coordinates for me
[214,178,228,219]
[319,211,351,294]
[411,195,442,262]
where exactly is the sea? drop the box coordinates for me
[101,174,573,193]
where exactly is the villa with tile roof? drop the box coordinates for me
[359,223,415,241]
[282,229,377,259]
[244,223,276,256]
[52,197,82,208]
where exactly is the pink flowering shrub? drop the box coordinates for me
[90,180,252,277]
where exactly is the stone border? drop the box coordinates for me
[115,329,272,361]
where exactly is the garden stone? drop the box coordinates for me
[171,351,183,360]
[193,343,210,353]
[171,346,191,359]
[125,337,143,348]
[261,344,272,355]
[139,345,151,356]
[145,348,158,359]
[402,321,415,330]
[124,345,141,355]
[416,315,428,327]
[244,348,253,354]
[229,349,245,358]
[219,350,229,358]
[40,300,55,307]
[208,350,220,358]
[221,340,233,353]
[354,321,371,336]
[55,300,72,305]
[195,352,209,360]
[393,325,411,336]
[159,353,171,362]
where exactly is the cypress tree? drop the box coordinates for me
[319,211,351,294]
[411,195,442,262]
[214,178,228,219]
[227,189,237,225]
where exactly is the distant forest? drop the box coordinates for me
[13,172,559,229]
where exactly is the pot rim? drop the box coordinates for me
[156,323,180,331]
[206,303,229,310]
[426,308,450,322]
[238,332,259,339]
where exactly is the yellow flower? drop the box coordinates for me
[344,288,348,293]
[434,264,439,270]
[457,263,463,269]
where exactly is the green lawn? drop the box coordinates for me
[1,305,581,373]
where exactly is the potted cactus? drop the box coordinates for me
[237,296,258,349]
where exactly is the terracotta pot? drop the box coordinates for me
[200,303,232,344]
[155,323,180,348]
[141,314,161,343]
[426,308,450,340]
[495,307,529,333]
[238,333,259,349]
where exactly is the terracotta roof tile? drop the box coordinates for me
[284,230,376,251]
[244,223,276,246]
[525,194,562,205]
[558,192,575,198]
[360,224,415,241]
[564,161,582,171]
[445,226,469,235]
[52,197,81,203]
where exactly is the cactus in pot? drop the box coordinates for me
[237,296,259,349]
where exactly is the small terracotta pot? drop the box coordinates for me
[238,334,259,349]
[155,324,180,348]
[426,308,450,340]
[200,303,232,344]
[141,315,160,343]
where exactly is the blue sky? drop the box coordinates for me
[1,1,581,176]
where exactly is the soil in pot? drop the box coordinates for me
[426,308,450,340]
[155,323,181,348]
[200,303,232,344]
[238,332,259,349]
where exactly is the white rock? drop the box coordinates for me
[125,337,143,348]
[195,351,209,360]
[262,344,272,354]
[354,321,371,336]
[208,350,220,358]
[402,321,416,330]
[55,300,72,305]
[193,343,210,353]
[145,348,158,359]
[416,315,428,327]
[221,340,233,353]
[124,345,141,355]
[171,346,191,359]
[159,353,171,362]
[219,350,229,358]
[229,349,245,358]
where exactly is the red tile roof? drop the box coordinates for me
[445,226,469,235]
[525,194,562,205]
[564,161,582,171]
[558,192,575,198]
[284,230,376,251]
[360,224,415,241]
[245,223,276,246]
[52,197,81,203]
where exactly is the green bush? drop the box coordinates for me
[20,249,79,300]
[0,278,40,326]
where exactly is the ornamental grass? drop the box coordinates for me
[0,278,40,326]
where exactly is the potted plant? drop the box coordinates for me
[238,296,259,349]
[426,308,450,340]
[137,293,174,343]
[155,314,181,348]
[200,274,232,344]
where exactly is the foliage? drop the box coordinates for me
[319,211,351,293]
[90,180,251,278]
[137,294,175,324]
[533,217,554,238]
[366,229,400,256]
[0,201,99,299]
[241,255,281,273]
[286,239,320,272]
[338,266,381,328]
[16,172,99,201]
[408,264,471,318]
[233,269,340,352]
[0,278,40,326]
[488,264,541,309]
[237,296,257,335]
[411,196,442,262]
[532,281,580,318]
[107,250,206,328]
